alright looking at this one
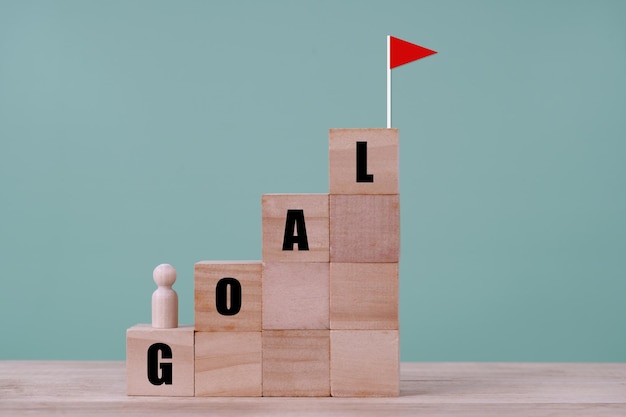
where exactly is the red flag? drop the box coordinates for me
[389,36,437,69]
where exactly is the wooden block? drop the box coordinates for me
[262,194,329,262]
[126,324,194,396]
[330,263,398,330]
[262,262,329,330]
[330,330,399,397]
[330,194,400,263]
[194,332,262,397]
[262,330,330,397]
[194,261,261,332]
[329,128,399,195]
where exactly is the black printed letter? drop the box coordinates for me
[147,343,173,385]
[356,141,374,182]
[215,277,242,316]
[282,209,309,251]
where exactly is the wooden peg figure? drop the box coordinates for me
[152,264,178,328]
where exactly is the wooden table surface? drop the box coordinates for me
[1,362,625,416]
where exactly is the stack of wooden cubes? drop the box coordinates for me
[127,128,400,397]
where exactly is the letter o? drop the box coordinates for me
[215,277,242,316]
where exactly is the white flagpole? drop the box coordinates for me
[387,35,391,129]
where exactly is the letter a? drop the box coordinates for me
[282,209,309,251]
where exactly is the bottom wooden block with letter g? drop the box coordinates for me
[330,330,399,397]
[126,324,195,396]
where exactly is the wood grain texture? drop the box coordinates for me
[1,362,626,416]
[262,330,330,397]
[262,194,329,262]
[262,262,329,330]
[195,332,262,397]
[194,261,262,332]
[329,128,399,195]
[330,195,400,263]
[331,330,399,397]
[126,324,195,396]
[330,263,398,330]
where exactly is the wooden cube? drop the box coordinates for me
[262,262,329,330]
[195,332,262,397]
[330,263,398,330]
[329,128,398,195]
[262,330,330,397]
[262,194,329,262]
[194,261,262,332]
[330,195,400,263]
[330,330,399,397]
[126,324,194,396]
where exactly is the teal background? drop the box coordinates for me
[1,0,625,361]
